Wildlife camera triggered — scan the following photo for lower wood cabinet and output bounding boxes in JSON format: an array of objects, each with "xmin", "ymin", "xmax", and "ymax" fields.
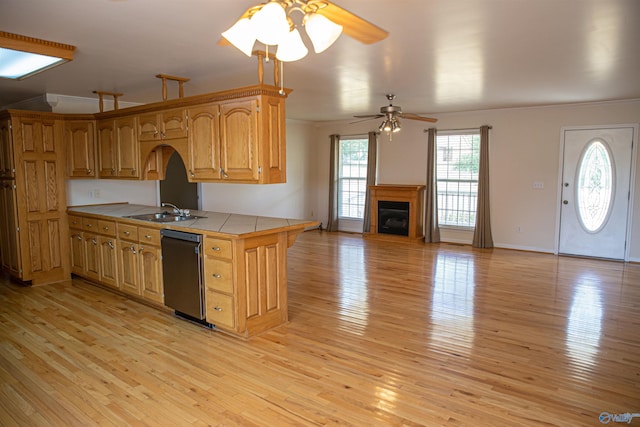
[{"xmin": 117, "ymin": 224, "xmax": 163, "ymax": 303}]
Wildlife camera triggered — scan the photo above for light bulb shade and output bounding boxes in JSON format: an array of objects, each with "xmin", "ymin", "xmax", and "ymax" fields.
[
  {"xmin": 252, "ymin": 2, "xmax": 290, "ymax": 46},
  {"xmin": 392, "ymin": 120, "xmax": 401, "ymax": 132},
  {"xmin": 304, "ymin": 13, "xmax": 343, "ymax": 53},
  {"xmin": 383, "ymin": 120, "xmax": 392, "ymax": 132},
  {"xmin": 378, "ymin": 121, "xmax": 386, "ymax": 132},
  {"xmin": 276, "ymin": 28, "xmax": 308, "ymax": 62},
  {"xmin": 221, "ymin": 17, "xmax": 256, "ymax": 56}
]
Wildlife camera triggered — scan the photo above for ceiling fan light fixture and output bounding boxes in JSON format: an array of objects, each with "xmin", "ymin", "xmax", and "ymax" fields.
[
  {"xmin": 221, "ymin": 17, "xmax": 257, "ymax": 56},
  {"xmin": 276, "ymin": 28, "xmax": 308, "ymax": 62},
  {"xmin": 392, "ymin": 119, "xmax": 401, "ymax": 133},
  {"xmin": 382, "ymin": 119, "xmax": 393, "ymax": 132},
  {"xmin": 304, "ymin": 13, "xmax": 343, "ymax": 53},
  {"xmin": 251, "ymin": 1, "xmax": 290, "ymax": 46}
]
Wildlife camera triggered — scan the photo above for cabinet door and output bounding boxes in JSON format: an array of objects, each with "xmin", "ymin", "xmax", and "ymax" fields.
[
  {"xmin": 97, "ymin": 119, "xmax": 117, "ymax": 177},
  {"xmin": 137, "ymin": 113, "xmax": 160, "ymax": 142},
  {"xmin": 0, "ymin": 119, "xmax": 15, "ymax": 178},
  {"xmin": 69, "ymin": 231, "xmax": 84, "ymax": 275},
  {"xmin": 16, "ymin": 117, "xmax": 68, "ymax": 284},
  {"xmin": 115, "ymin": 116, "xmax": 140, "ymax": 178},
  {"xmin": 161, "ymin": 108, "xmax": 188, "ymax": 140},
  {"xmin": 83, "ymin": 233, "xmax": 100, "ymax": 281},
  {"xmin": 139, "ymin": 244, "xmax": 163, "ymax": 303},
  {"xmin": 219, "ymin": 99, "xmax": 259, "ymax": 182},
  {"xmin": 0, "ymin": 181, "xmax": 21, "ymax": 277},
  {"xmin": 187, "ymin": 104, "xmax": 221, "ymax": 180},
  {"xmin": 118, "ymin": 240, "xmax": 140, "ymax": 295},
  {"xmin": 99, "ymin": 236, "xmax": 118, "ymax": 289},
  {"xmin": 260, "ymin": 95, "xmax": 287, "ymax": 183},
  {"xmin": 65, "ymin": 120, "xmax": 96, "ymax": 178}
]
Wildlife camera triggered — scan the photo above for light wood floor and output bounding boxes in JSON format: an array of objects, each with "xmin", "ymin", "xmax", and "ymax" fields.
[{"xmin": 1, "ymin": 230, "xmax": 639, "ymax": 426}]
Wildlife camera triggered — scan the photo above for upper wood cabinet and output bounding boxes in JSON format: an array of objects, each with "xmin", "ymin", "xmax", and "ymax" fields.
[
  {"xmin": 187, "ymin": 103, "xmax": 221, "ymax": 180},
  {"xmin": 97, "ymin": 116, "xmax": 140, "ymax": 179},
  {"xmin": 64, "ymin": 120, "xmax": 96, "ymax": 178},
  {"xmin": 138, "ymin": 108, "xmax": 188, "ymax": 142},
  {"xmin": 219, "ymin": 99, "xmax": 259, "ymax": 182}
]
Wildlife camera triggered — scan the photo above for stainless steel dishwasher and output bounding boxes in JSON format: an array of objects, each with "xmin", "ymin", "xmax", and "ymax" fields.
[{"xmin": 160, "ymin": 229, "xmax": 209, "ymax": 326}]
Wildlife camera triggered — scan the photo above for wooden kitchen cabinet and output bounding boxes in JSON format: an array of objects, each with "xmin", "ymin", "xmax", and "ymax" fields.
[
  {"xmin": 99, "ymin": 235, "xmax": 118, "ymax": 289},
  {"xmin": 204, "ymin": 236, "xmax": 235, "ymax": 329},
  {"xmin": 219, "ymin": 99, "xmax": 259, "ymax": 182},
  {"xmin": 97, "ymin": 115, "xmax": 140, "ymax": 178},
  {"xmin": 96, "ymin": 118, "xmax": 117, "ymax": 177},
  {"xmin": 187, "ymin": 103, "xmax": 221, "ymax": 180},
  {"xmin": 1, "ymin": 112, "xmax": 70, "ymax": 285},
  {"xmin": 138, "ymin": 226, "xmax": 163, "ymax": 303},
  {"xmin": 0, "ymin": 118, "xmax": 15, "ymax": 178},
  {"xmin": 0, "ymin": 179, "xmax": 21, "ymax": 277},
  {"xmin": 64, "ymin": 119, "xmax": 96, "ymax": 178},
  {"xmin": 138, "ymin": 108, "xmax": 188, "ymax": 142}
]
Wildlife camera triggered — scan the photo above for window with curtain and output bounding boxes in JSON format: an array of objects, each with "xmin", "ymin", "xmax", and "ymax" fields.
[
  {"xmin": 338, "ymin": 137, "xmax": 369, "ymax": 220},
  {"xmin": 436, "ymin": 130, "xmax": 480, "ymax": 228}
]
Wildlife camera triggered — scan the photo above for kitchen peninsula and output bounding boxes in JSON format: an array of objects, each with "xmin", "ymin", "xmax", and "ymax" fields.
[{"xmin": 68, "ymin": 203, "xmax": 318, "ymax": 338}]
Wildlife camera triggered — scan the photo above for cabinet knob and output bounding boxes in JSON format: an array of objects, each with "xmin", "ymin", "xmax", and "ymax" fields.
[
  {"xmin": 189, "ymin": 169, "xmax": 195, "ymax": 177},
  {"xmin": 103, "ymin": 226, "xmax": 109, "ymax": 231},
  {"xmin": 111, "ymin": 168, "xmax": 116, "ymax": 174},
  {"xmin": 213, "ymin": 306, "xmax": 223, "ymax": 312},
  {"xmin": 87, "ymin": 169, "xmax": 92, "ymax": 174},
  {"xmin": 212, "ymin": 247, "xmax": 221, "ymax": 251},
  {"xmin": 220, "ymin": 168, "xmax": 229, "ymax": 179},
  {"xmin": 144, "ymin": 235, "xmax": 152, "ymax": 239},
  {"xmin": 212, "ymin": 273, "xmax": 221, "ymax": 278},
  {"xmin": 124, "ymin": 231, "xmax": 130, "ymax": 235}
]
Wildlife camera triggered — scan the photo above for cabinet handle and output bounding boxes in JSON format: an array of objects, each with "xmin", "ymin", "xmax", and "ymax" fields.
[
  {"xmin": 189, "ymin": 169, "xmax": 195, "ymax": 178},
  {"xmin": 129, "ymin": 245, "xmax": 137, "ymax": 254},
  {"xmin": 103, "ymin": 226, "xmax": 109, "ymax": 231},
  {"xmin": 107, "ymin": 241, "xmax": 114, "ymax": 249},
  {"xmin": 139, "ymin": 247, "xmax": 144, "ymax": 253},
  {"xmin": 91, "ymin": 238, "xmax": 97, "ymax": 245},
  {"xmin": 87, "ymin": 169, "xmax": 92, "ymax": 174},
  {"xmin": 74, "ymin": 234, "xmax": 82, "ymax": 240},
  {"xmin": 144, "ymin": 235, "xmax": 152, "ymax": 239},
  {"xmin": 212, "ymin": 273, "xmax": 221, "ymax": 278},
  {"xmin": 86, "ymin": 223, "xmax": 92, "ymax": 228},
  {"xmin": 160, "ymin": 131, "xmax": 166, "ymax": 139},
  {"xmin": 211, "ymin": 247, "xmax": 221, "ymax": 251},
  {"xmin": 213, "ymin": 306, "xmax": 223, "ymax": 312},
  {"xmin": 220, "ymin": 168, "xmax": 229, "ymax": 178},
  {"xmin": 124, "ymin": 231, "xmax": 130, "ymax": 235}
]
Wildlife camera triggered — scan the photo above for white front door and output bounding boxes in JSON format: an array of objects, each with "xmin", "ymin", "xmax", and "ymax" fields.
[{"xmin": 558, "ymin": 126, "xmax": 635, "ymax": 260}]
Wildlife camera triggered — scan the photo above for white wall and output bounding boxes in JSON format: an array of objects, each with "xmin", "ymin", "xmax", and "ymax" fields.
[{"xmin": 311, "ymin": 100, "xmax": 640, "ymax": 260}]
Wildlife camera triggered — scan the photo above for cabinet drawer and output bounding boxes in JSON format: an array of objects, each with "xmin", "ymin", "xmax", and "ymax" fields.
[
  {"xmin": 204, "ymin": 258, "xmax": 233, "ymax": 294},
  {"xmin": 138, "ymin": 226, "xmax": 161, "ymax": 246},
  {"xmin": 98, "ymin": 220, "xmax": 116, "ymax": 237},
  {"xmin": 82, "ymin": 217, "xmax": 99, "ymax": 232},
  {"xmin": 204, "ymin": 237, "xmax": 232, "ymax": 259},
  {"xmin": 206, "ymin": 291, "xmax": 234, "ymax": 328},
  {"xmin": 117, "ymin": 223, "xmax": 139, "ymax": 241},
  {"xmin": 69, "ymin": 215, "xmax": 82, "ymax": 229}
]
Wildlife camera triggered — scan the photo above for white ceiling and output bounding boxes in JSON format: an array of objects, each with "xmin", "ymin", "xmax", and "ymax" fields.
[{"xmin": 1, "ymin": 0, "xmax": 639, "ymax": 122}]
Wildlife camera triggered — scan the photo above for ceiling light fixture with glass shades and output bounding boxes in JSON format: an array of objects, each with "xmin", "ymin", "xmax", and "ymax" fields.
[{"xmin": 220, "ymin": 0, "xmax": 388, "ymax": 62}]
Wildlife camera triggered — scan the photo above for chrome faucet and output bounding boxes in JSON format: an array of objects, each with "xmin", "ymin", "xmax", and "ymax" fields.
[{"xmin": 161, "ymin": 202, "xmax": 190, "ymax": 217}]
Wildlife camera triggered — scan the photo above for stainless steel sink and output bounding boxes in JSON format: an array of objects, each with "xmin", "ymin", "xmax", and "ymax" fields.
[{"xmin": 124, "ymin": 212, "xmax": 206, "ymax": 223}]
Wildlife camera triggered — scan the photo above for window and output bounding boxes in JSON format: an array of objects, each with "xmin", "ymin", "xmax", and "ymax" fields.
[
  {"xmin": 338, "ymin": 137, "xmax": 368, "ymax": 219},
  {"xmin": 436, "ymin": 131, "xmax": 480, "ymax": 227}
]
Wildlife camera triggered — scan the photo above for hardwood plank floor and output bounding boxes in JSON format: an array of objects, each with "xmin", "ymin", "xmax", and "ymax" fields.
[{"xmin": 1, "ymin": 230, "xmax": 639, "ymax": 426}]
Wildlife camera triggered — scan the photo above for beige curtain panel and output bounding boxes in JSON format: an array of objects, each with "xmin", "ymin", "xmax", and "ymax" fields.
[
  {"xmin": 362, "ymin": 131, "xmax": 378, "ymax": 233},
  {"xmin": 424, "ymin": 128, "xmax": 440, "ymax": 243},
  {"xmin": 326, "ymin": 134, "xmax": 340, "ymax": 232},
  {"xmin": 472, "ymin": 125, "xmax": 494, "ymax": 248}
]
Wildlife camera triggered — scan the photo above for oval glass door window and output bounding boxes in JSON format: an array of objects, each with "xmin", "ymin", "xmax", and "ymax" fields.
[{"xmin": 576, "ymin": 140, "xmax": 614, "ymax": 233}]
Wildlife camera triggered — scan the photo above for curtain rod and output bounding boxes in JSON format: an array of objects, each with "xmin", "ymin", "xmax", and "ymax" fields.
[
  {"xmin": 335, "ymin": 132, "xmax": 380, "ymax": 138},
  {"xmin": 423, "ymin": 126, "xmax": 492, "ymax": 133}
]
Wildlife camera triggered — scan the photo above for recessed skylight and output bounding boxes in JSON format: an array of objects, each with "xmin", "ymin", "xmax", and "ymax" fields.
[{"xmin": 0, "ymin": 31, "xmax": 75, "ymax": 80}]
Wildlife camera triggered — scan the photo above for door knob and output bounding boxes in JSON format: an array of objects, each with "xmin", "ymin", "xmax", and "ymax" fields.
[{"xmin": 563, "ymin": 200, "xmax": 568, "ymax": 205}]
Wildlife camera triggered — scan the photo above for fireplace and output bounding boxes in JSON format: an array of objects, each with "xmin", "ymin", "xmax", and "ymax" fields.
[
  {"xmin": 368, "ymin": 185, "xmax": 425, "ymax": 241},
  {"xmin": 378, "ymin": 201, "xmax": 409, "ymax": 236}
]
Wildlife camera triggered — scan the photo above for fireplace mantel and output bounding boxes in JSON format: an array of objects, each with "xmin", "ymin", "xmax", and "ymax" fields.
[{"xmin": 367, "ymin": 185, "xmax": 425, "ymax": 241}]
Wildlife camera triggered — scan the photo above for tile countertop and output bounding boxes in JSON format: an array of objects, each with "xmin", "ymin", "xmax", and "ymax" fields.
[{"xmin": 67, "ymin": 203, "xmax": 319, "ymax": 238}]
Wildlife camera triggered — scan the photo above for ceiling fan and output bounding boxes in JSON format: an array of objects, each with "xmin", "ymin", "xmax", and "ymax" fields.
[
  {"xmin": 354, "ymin": 94, "xmax": 438, "ymax": 135},
  {"xmin": 219, "ymin": 1, "xmax": 389, "ymax": 60}
]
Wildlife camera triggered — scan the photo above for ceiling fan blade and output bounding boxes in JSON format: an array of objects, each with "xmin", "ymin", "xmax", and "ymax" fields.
[
  {"xmin": 350, "ymin": 116, "xmax": 382, "ymax": 124},
  {"xmin": 353, "ymin": 114, "xmax": 383, "ymax": 119},
  {"xmin": 317, "ymin": 2, "xmax": 389, "ymax": 44},
  {"xmin": 399, "ymin": 113, "xmax": 438, "ymax": 123}
]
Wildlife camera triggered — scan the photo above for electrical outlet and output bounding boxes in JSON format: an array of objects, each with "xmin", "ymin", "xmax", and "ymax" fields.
[{"xmin": 533, "ymin": 181, "xmax": 544, "ymax": 189}]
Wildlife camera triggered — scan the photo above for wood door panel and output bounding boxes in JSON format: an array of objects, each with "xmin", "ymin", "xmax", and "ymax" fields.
[
  {"xmin": 220, "ymin": 100, "xmax": 258, "ymax": 181},
  {"xmin": 188, "ymin": 104, "xmax": 220, "ymax": 179},
  {"xmin": 44, "ymin": 160, "xmax": 60, "ymax": 212},
  {"xmin": 27, "ymin": 221, "xmax": 43, "ymax": 273},
  {"xmin": 116, "ymin": 116, "xmax": 139, "ymax": 178},
  {"xmin": 23, "ymin": 160, "xmax": 40, "ymax": 213},
  {"xmin": 244, "ymin": 247, "xmax": 260, "ymax": 319},
  {"xmin": 161, "ymin": 109, "xmax": 188, "ymax": 140},
  {"xmin": 264, "ymin": 243, "xmax": 280, "ymax": 312},
  {"xmin": 47, "ymin": 218, "xmax": 63, "ymax": 270}
]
